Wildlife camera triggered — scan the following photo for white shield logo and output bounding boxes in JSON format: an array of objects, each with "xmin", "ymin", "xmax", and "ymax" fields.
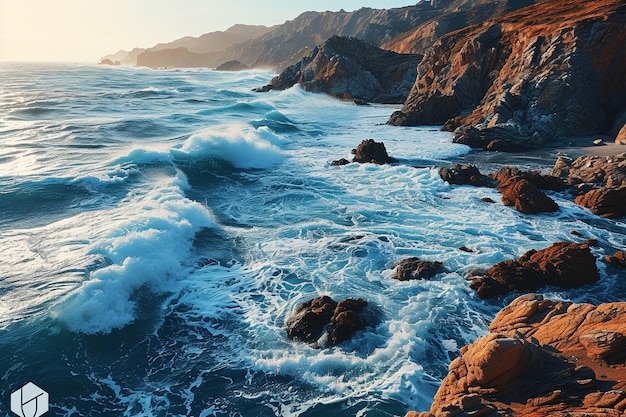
[{"xmin": 10, "ymin": 382, "xmax": 49, "ymax": 417}]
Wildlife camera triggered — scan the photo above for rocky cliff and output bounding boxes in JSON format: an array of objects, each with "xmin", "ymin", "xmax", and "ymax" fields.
[
  {"xmin": 257, "ymin": 36, "xmax": 421, "ymax": 104},
  {"xmin": 389, "ymin": 0, "xmax": 626, "ymax": 151},
  {"xmin": 409, "ymin": 294, "xmax": 626, "ymax": 417}
]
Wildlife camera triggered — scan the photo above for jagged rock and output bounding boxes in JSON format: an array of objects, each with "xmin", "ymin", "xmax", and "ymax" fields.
[
  {"xmin": 551, "ymin": 153, "xmax": 626, "ymax": 188},
  {"xmin": 256, "ymin": 36, "xmax": 422, "ymax": 104},
  {"xmin": 498, "ymin": 177, "xmax": 559, "ymax": 214},
  {"xmin": 389, "ymin": 0, "xmax": 626, "ymax": 151},
  {"xmin": 215, "ymin": 60, "xmax": 249, "ymax": 71},
  {"xmin": 327, "ymin": 298, "xmax": 369, "ymax": 346},
  {"xmin": 575, "ymin": 186, "xmax": 626, "ymax": 219},
  {"xmin": 604, "ymin": 251, "xmax": 626, "ymax": 267},
  {"xmin": 285, "ymin": 296, "xmax": 337, "ymax": 344},
  {"xmin": 439, "ymin": 164, "xmax": 497, "ymax": 187},
  {"xmin": 286, "ymin": 296, "xmax": 372, "ymax": 347},
  {"xmin": 493, "ymin": 166, "xmax": 567, "ymax": 191},
  {"xmin": 353, "ymin": 139, "xmax": 396, "ymax": 164},
  {"xmin": 470, "ymin": 242, "xmax": 599, "ymax": 298},
  {"xmin": 407, "ymin": 294, "xmax": 626, "ymax": 417},
  {"xmin": 394, "ymin": 257, "xmax": 444, "ymax": 281}
]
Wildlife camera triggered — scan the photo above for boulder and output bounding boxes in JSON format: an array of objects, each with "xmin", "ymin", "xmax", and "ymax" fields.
[
  {"xmin": 353, "ymin": 139, "xmax": 396, "ymax": 164},
  {"xmin": 470, "ymin": 242, "xmax": 599, "ymax": 298},
  {"xmin": 286, "ymin": 296, "xmax": 372, "ymax": 347},
  {"xmin": 439, "ymin": 164, "xmax": 497, "ymax": 187},
  {"xmin": 498, "ymin": 177, "xmax": 559, "ymax": 214},
  {"xmin": 327, "ymin": 298, "xmax": 369, "ymax": 346},
  {"xmin": 394, "ymin": 257, "xmax": 444, "ymax": 281},
  {"xmin": 285, "ymin": 296, "xmax": 337, "ymax": 344},
  {"xmin": 407, "ymin": 294, "xmax": 626, "ymax": 417},
  {"xmin": 574, "ymin": 186, "xmax": 626, "ymax": 219},
  {"xmin": 330, "ymin": 158, "xmax": 350, "ymax": 166}
]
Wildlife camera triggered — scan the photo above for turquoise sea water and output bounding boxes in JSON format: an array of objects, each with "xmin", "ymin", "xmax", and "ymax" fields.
[{"xmin": 1, "ymin": 63, "xmax": 625, "ymax": 417}]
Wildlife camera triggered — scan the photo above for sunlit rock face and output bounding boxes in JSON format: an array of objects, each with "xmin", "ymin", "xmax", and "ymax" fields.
[{"xmin": 389, "ymin": 0, "xmax": 626, "ymax": 151}]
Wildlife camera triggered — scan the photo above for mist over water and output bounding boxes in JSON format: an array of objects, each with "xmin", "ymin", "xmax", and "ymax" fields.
[{"xmin": 1, "ymin": 63, "xmax": 624, "ymax": 417}]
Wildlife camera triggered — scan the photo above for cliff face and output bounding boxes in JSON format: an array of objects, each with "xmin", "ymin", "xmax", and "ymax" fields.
[
  {"xmin": 389, "ymin": 0, "xmax": 626, "ymax": 151},
  {"xmin": 410, "ymin": 294, "xmax": 626, "ymax": 417},
  {"xmin": 382, "ymin": 0, "xmax": 537, "ymax": 55},
  {"xmin": 259, "ymin": 36, "xmax": 421, "ymax": 104}
]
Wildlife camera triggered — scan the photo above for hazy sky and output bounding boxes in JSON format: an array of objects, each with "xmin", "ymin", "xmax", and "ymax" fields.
[{"xmin": 0, "ymin": 0, "xmax": 417, "ymax": 62}]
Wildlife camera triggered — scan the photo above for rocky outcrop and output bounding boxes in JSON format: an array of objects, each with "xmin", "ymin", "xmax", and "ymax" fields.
[
  {"xmin": 575, "ymin": 186, "xmax": 626, "ymax": 218},
  {"xmin": 389, "ymin": 0, "xmax": 626, "ymax": 151},
  {"xmin": 550, "ymin": 153, "xmax": 626, "ymax": 218},
  {"xmin": 409, "ymin": 294, "xmax": 626, "ymax": 417},
  {"xmin": 394, "ymin": 257, "xmax": 444, "ymax": 281},
  {"xmin": 551, "ymin": 153, "xmax": 626, "ymax": 188},
  {"xmin": 285, "ymin": 296, "xmax": 372, "ymax": 347},
  {"xmin": 439, "ymin": 164, "xmax": 497, "ymax": 187},
  {"xmin": 353, "ymin": 139, "xmax": 396, "ymax": 164},
  {"xmin": 256, "ymin": 36, "xmax": 421, "ymax": 103},
  {"xmin": 498, "ymin": 177, "xmax": 559, "ymax": 214},
  {"xmin": 493, "ymin": 166, "xmax": 567, "ymax": 191},
  {"xmin": 214, "ymin": 60, "xmax": 249, "ymax": 71},
  {"xmin": 469, "ymin": 242, "xmax": 599, "ymax": 298}
]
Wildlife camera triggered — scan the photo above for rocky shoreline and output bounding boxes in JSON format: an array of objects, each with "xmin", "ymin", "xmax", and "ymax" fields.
[{"xmin": 287, "ymin": 140, "xmax": 626, "ymax": 416}]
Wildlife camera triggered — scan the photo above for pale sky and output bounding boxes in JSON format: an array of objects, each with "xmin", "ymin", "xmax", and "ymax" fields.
[{"xmin": 0, "ymin": 1, "xmax": 417, "ymax": 62}]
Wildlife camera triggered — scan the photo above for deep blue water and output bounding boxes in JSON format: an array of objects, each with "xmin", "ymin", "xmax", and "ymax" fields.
[{"xmin": 1, "ymin": 63, "xmax": 625, "ymax": 417}]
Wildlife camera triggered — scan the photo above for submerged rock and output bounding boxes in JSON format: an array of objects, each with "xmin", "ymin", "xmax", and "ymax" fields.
[
  {"xmin": 604, "ymin": 251, "xmax": 626, "ymax": 267},
  {"xmin": 470, "ymin": 241, "xmax": 599, "ymax": 298},
  {"xmin": 394, "ymin": 257, "xmax": 444, "ymax": 281}
]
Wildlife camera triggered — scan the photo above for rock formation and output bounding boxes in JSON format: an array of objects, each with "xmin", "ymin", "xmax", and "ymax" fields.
[
  {"xmin": 469, "ymin": 241, "xmax": 599, "ymax": 298},
  {"xmin": 550, "ymin": 153, "xmax": 626, "ymax": 218},
  {"xmin": 408, "ymin": 294, "xmax": 626, "ymax": 417},
  {"xmin": 256, "ymin": 36, "xmax": 421, "ymax": 104},
  {"xmin": 285, "ymin": 296, "xmax": 372, "ymax": 347},
  {"xmin": 497, "ymin": 177, "xmax": 559, "ymax": 214},
  {"xmin": 439, "ymin": 164, "xmax": 497, "ymax": 187},
  {"xmin": 394, "ymin": 257, "xmax": 444, "ymax": 281},
  {"xmin": 353, "ymin": 139, "xmax": 396, "ymax": 164},
  {"xmin": 389, "ymin": 0, "xmax": 626, "ymax": 151}
]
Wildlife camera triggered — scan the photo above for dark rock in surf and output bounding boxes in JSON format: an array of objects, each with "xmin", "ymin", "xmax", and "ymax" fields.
[
  {"xmin": 285, "ymin": 296, "xmax": 337, "ymax": 344},
  {"xmin": 286, "ymin": 296, "xmax": 372, "ymax": 347},
  {"xmin": 394, "ymin": 257, "xmax": 444, "ymax": 281},
  {"xmin": 327, "ymin": 298, "xmax": 369, "ymax": 346},
  {"xmin": 353, "ymin": 139, "xmax": 396, "ymax": 164},
  {"xmin": 439, "ymin": 164, "xmax": 496, "ymax": 187}
]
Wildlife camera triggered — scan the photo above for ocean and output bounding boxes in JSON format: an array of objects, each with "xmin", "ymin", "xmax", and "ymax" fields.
[{"xmin": 1, "ymin": 63, "xmax": 625, "ymax": 417}]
